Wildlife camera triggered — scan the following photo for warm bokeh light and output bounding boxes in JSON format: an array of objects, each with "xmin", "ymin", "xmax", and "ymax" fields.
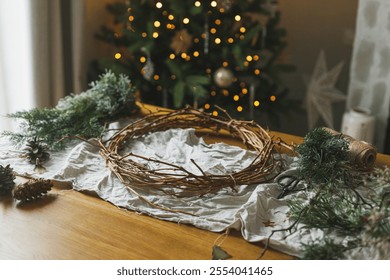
[{"xmin": 154, "ymin": 21, "xmax": 161, "ymax": 27}]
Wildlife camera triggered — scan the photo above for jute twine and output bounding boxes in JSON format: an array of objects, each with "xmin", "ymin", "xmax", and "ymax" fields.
[{"xmin": 323, "ymin": 127, "xmax": 377, "ymax": 170}]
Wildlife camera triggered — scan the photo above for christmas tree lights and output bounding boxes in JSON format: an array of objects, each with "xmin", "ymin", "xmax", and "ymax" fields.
[{"xmin": 92, "ymin": 0, "xmax": 295, "ymax": 123}]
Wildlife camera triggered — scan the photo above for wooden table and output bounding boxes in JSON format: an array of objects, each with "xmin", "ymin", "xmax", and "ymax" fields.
[{"xmin": 1, "ymin": 104, "xmax": 389, "ymax": 260}]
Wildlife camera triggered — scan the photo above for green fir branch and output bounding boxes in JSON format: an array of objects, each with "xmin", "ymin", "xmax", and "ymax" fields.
[
  {"xmin": 295, "ymin": 127, "xmax": 351, "ymax": 186},
  {"xmin": 301, "ymin": 238, "xmax": 352, "ymax": 260},
  {"xmin": 274, "ymin": 128, "xmax": 390, "ymax": 259},
  {"xmin": 3, "ymin": 70, "xmax": 138, "ymax": 150}
]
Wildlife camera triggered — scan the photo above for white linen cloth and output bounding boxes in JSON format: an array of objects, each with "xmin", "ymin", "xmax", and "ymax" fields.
[{"xmin": 0, "ymin": 126, "xmax": 325, "ymax": 258}]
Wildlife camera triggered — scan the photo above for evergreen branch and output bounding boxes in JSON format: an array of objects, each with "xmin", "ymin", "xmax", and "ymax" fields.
[
  {"xmin": 270, "ymin": 128, "xmax": 390, "ymax": 259},
  {"xmin": 301, "ymin": 238, "xmax": 355, "ymax": 260},
  {"xmin": 3, "ymin": 70, "xmax": 138, "ymax": 150}
]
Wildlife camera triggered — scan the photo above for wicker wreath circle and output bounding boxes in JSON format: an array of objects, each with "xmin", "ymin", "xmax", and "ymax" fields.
[{"xmin": 99, "ymin": 107, "xmax": 290, "ymax": 198}]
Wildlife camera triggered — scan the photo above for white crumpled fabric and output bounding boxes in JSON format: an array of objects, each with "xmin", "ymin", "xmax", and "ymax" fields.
[{"xmin": 0, "ymin": 126, "xmax": 325, "ymax": 257}]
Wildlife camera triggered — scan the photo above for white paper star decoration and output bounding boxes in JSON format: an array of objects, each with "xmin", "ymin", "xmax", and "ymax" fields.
[{"xmin": 305, "ymin": 50, "xmax": 346, "ymax": 129}]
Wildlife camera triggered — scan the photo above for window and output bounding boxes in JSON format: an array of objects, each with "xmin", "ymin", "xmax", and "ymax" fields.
[{"xmin": 0, "ymin": 0, "xmax": 34, "ymax": 131}]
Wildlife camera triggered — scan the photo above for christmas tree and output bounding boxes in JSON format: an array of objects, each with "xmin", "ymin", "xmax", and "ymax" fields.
[{"xmin": 92, "ymin": 0, "xmax": 295, "ymax": 124}]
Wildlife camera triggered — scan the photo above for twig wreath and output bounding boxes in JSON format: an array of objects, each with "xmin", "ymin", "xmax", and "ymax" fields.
[{"xmin": 99, "ymin": 106, "xmax": 293, "ymax": 205}]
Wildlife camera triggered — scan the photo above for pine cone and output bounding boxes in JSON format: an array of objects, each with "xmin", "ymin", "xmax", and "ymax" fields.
[
  {"xmin": 0, "ymin": 164, "xmax": 16, "ymax": 195},
  {"xmin": 23, "ymin": 138, "xmax": 50, "ymax": 164},
  {"xmin": 12, "ymin": 178, "xmax": 53, "ymax": 201}
]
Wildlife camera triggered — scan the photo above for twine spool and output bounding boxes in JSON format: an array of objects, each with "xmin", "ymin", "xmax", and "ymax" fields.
[
  {"xmin": 323, "ymin": 127, "xmax": 377, "ymax": 171},
  {"xmin": 341, "ymin": 108, "xmax": 375, "ymax": 144}
]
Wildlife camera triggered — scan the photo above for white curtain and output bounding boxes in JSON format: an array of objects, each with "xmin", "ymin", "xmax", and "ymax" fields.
[
  {"xmin": 0, "ymin": 0, "xmax": 86, "ymax": 131},
  {"xmin": 0, "ymin": 0, "xmax": 34, "ymax": 131},
  {"xmin": 347, "ymin": 0, "xmax": 390, "ymax": 152}
]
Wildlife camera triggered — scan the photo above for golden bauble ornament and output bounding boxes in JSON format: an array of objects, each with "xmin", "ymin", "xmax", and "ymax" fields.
[{"xmin": 213, "ymin": 67, "xmax": 234, "ymax": 88}]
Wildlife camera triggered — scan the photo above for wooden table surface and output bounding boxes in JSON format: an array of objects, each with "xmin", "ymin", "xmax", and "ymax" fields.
[{"xmin": 1, "ymin": 104, "xmax": 389, "ymax": 260}]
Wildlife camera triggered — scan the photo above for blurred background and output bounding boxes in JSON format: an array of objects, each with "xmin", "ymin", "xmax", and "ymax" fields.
[{"xmin": 3, "ymin": 0, "xmax": 388, "ymax": 152}]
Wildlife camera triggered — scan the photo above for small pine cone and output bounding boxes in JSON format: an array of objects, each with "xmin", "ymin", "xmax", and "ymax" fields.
[
  {"xmin": 23, "ymin": 139, "xmax": 50, "ymax": 164},
  {"xmin": 0, "ymin": 164, "xmax": 16, "ymax": 195},
  {"xmin": 13, "ymin": 178, "xmax": 53, "ymax": 202}
]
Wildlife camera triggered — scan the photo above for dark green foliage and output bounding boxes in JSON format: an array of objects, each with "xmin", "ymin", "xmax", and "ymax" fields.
[
  {"xmin": 295, "ymin": 127, "xmax": 350, "ymax": 186},
  {"xmin": 91, "ymin": 0, "xmax": 296, "ymax": 125},
  {"xmin": 0, "ymin": 164, "xmax": 15, "ymax": 195},
  {"xmin": 364, "ymin": 167, "xmax": 390, "ymax": 209},
  {"xmin": 3, "ymin": 70, "xmax": 138, "ymax": 150},
  {"xmin": 364, "ymin": 210, "xmax": 390, "ymax": 239},
  {"xmin": 301, "ymin": 238, "xmax": 348, "ymax": 260},
  {"xmin": 280, "ymin": 128, "xmax": 390, "ymax": 259},
  {"xmin": 289, "ymin": 189, "xmax": 366, "ymax": 234}
]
